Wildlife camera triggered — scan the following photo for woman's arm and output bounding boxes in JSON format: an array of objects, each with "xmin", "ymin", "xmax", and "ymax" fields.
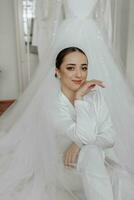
[
  {"xmin": 58, "ymin": 99, "xmax": 97, "ymax": 147},
  {"xmin": 57, "ymin": 81, "xmax": 105, "ymax": 147}
]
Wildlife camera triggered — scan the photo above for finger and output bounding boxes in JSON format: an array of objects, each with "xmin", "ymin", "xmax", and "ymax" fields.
[
  {"xmin": 64, "ymin": 144, "xmax": 80, "ymax": 166},
  {"xmin": 70, "ymin": 150, "xmax": 80, "ymax": 165},
  {"xmin": 65, "ymin": 150, "xmax": 72, "ymax": 166},
  {"xmin": 90, "ymin": 79, "xmax": 103, "ymax": 83},
  {"xmin": 87, "ymin": 80, "xmax": 103, "ymax": 84},
  {"xmin": 71, "ymin": 151, "xmax": 79, "ymax": 164},
  {"xmin": 88, "ymin": 84, "xmax": 96, "ymax": 89},
  {"xmin": 64, "ymin": 146, "xmax": 73, "ymax": 166},
  {"xmin": 96, "ymin": 82, "xmax": 105, "ymax": 88},
  {"xmin": 98, "ymin": 83, "xmax": 105, "ymax": 88},
  {"xmin": 68, "ymin": 152, "xmax": 73, "ymax": 166},
  {"xmin": 88, "ymin": 84, "xmax": 105, "ymax": 90},
  {"xmin": 66, "ymin": 150, "xmax": 75, "ymax": 166},
  {"xmin": 68, "ymin": 163, "xmax": 76, "ymax": 168},
  {"xmin": 71, "ymin": 146, "xmax": 80, "ymax": 163},
  {"xmin": 87, "ymin": 81, "xmax": 105, "ymax": 88}
]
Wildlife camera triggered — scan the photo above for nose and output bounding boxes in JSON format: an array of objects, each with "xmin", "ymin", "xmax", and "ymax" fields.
[{"xmin": 75, "ymin": 68, "xmax": 82, "ymax": 78}]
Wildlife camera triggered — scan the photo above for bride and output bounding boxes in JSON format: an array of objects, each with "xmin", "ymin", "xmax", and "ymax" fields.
[
  {"xmin": 54, "ymin": 46, "xmax": 134, "ymax": 200},
  {"xmin": 0, "ymin": 0, "xmax": 134, "ymax": 199}
]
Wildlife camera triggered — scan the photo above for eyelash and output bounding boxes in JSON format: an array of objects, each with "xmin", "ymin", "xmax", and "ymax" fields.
[
  {"xmin": 82, "ymin": 67, "xmax": 88, "ymax": 71},
  {"xmin": 66, "ymin": 66, "xmax": 88, "ymax": 71},
  {"xmin": 66, "ymin": 67, "xmax": 75, "ymax": 71}
]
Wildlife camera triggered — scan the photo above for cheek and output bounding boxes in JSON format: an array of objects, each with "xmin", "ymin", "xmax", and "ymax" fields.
[
  {"xmin": 62, "ymin": 71, "xmax": 73, "ymax": 80},
  {"xmin": 60, "ymin": 72, "xmax": 71, "ymax": 83},
  {"xmin": 83, "ymin": 71, "xmax": 88, "ymax": 79}
]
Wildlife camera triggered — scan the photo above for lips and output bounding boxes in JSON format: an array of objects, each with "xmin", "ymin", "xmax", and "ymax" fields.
[{"xmin": 72, "ymin": 80, "xmax": 82, "ymax": 85}]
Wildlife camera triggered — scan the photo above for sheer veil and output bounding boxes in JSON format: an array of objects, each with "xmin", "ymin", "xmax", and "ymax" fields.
[
  {"xmin": 0, "ymin": 0, "xmax": 134, "ymax": 199},
  {"xmin": 0, "ymin": 0, "xmax": 62, "ymax": 131},
  {"xmin": 0, "ymin": 1, "xmax": 62, "ymax": 198}
]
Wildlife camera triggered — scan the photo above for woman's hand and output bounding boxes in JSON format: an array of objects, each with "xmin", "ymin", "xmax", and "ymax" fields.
[
  {"xmin": 75, "ymin": 79, "xmax": 105, "ymax": 100},
  {"xmin": 64, "ymin": 143, "xmax": 81, "ymax": 168}
]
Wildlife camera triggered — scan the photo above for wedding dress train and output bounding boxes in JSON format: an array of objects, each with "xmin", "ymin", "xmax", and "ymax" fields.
[{"xmin": 0, "ymin": 0, "xmax": 134, "ymax": 199}]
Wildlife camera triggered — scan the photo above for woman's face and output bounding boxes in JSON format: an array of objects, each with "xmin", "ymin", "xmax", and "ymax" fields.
[{"xmin": 56, "ymin": 51, "xmax": 88, "ymax": 94}]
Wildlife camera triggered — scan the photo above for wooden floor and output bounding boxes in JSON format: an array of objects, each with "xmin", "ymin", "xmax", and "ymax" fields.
[{"xmin": 0, "ymin": 100, "xmax": 16, "ymax": 116}]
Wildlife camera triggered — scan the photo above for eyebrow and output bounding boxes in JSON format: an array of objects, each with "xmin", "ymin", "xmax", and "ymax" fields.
[{"xmin": 66, "ymin": 63, "xmax": 88, "ymax": 66}]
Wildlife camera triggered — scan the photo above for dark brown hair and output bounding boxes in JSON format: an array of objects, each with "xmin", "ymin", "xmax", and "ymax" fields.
[{"xmin": 55, "ymin": 47, "xmax": 88, "ymax": 77}]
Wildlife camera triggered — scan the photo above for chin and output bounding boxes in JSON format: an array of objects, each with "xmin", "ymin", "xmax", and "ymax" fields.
[{"xmin": 71, "ymin": 85, "xmax": 81, "ymax": 92}]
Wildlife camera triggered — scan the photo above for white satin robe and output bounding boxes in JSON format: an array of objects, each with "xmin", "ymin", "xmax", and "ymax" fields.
[
  {"xmin": 54, "ymin": 90, "xmax": 115, "ymax": 200},
  {"xmin": 55, "ymin": 88, "xmax": 119, "ymax": 200}
]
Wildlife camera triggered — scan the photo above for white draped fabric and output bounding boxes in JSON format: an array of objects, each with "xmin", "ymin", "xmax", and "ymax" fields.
[
  {"xmin": 32, "ymin": 0, "xmax": 114, "ymax": 65},
  {"xmin": 0, "ymin": 0, "xmax": 134, "ymax": 199}
]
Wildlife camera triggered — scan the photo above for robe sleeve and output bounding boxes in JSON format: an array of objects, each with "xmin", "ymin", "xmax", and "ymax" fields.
[
  {"xmin": 57, "ymin": 90, "xmax": 115, "ymax": 149},
  {"xmin": 94, "ymin": 91, "xmax": 116, "ymax": 149},
  {"xmin": 57, "ymin": 100, "xmax": 97, "ymax": 147}
]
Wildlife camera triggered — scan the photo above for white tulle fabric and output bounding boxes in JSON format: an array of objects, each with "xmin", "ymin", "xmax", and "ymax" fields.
[{"xmin": 0, "ymin": 0, "xmax": 134, "ymax": 199}]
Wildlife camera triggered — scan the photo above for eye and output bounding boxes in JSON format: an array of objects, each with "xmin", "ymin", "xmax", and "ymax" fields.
[
  {"xmin": 66, "ymin": 67, "xmax": 75, "ymax": 71},
  {"xmin": 82, "ymin": 66, "xmax": 88, "ymax": 71}
]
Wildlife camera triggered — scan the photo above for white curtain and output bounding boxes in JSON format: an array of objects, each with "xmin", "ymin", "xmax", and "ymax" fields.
[
  {"xmin": 126, "ymin": 0, "xmax": 134, "ymax": 90},
  {"xmin": 111, "ymin": 0, "xmax": 130, "ymax": 70}
]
